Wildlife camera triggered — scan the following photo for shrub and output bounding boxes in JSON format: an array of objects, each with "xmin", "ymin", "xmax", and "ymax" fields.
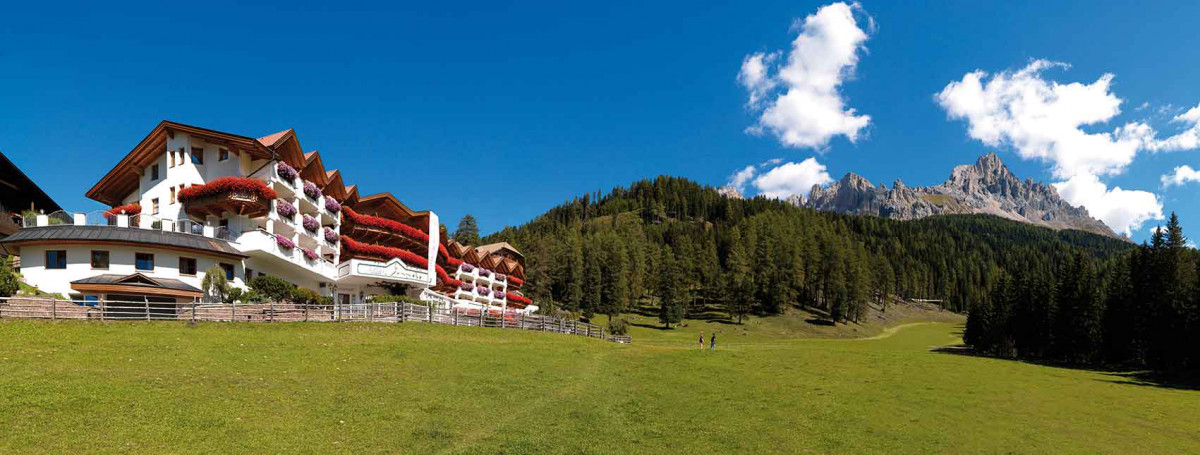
[
  {"xmin": 249, "ymin": 275, "xmax": 294, "ymax": 302},
  {"xmin": 288, "ymin": 287, "xmax": 324, "ymax": 306},
  {"xmin": 201, "ymin": 266, "xmax": 231, "ymax": 302},
  {"xmin": 0, "ymin": 256, "xmax": 20, "ymax": 297},
  {"xmin": 607, "ymin": 318, "xmax": 630, "ymax": 336}
]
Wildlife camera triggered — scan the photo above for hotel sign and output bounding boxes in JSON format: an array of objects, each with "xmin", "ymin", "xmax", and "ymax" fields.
[{"xmin": 354, "ymin": 258, "xmax": 432, "ymax": 285}]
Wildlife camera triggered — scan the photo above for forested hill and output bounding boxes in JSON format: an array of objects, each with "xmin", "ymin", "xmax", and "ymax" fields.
[{"xmin": 483, "ymin": 176, "xmax": 1133, "ymax": 322}]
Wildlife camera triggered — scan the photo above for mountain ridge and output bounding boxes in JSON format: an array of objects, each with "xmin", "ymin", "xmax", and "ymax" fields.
[{"xmin": 801, "ymin": 153, "xmax": 1120, "ymax": 238}]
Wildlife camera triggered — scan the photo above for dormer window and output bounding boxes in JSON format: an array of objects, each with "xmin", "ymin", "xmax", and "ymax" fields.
[{"xmin": 191, "ymin": 147, "xmax": 204, "ymax": 165}]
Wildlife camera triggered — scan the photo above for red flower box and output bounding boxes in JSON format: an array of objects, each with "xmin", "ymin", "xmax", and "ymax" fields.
[
  {"xmin": 506, "ymin": 293, "xmax": 531, "ymax": 305},
  {"xmin": 178, "ymin": 177, "xmax": 277, "ymax": 203},
  {"xmin": 343, "ymin": 207, "xmax": 430, "ymax": 243},
  {"xmin": 103, "ymin": 202, "xmax": 142, "ymax": 220}
]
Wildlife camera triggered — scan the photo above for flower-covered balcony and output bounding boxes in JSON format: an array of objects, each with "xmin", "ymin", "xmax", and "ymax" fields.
[
  {"xmin": 179, "ymin": 177, "xmax": 277, "ymax": 219},
  {"xmin": 340, "ymin": 207, "xmax": 429, "ymax": 254}
]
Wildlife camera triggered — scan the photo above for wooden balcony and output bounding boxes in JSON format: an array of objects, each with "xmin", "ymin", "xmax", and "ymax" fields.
[{"xmin": 182, "ymin": 191, "xmax": 271, "ymax": 219}]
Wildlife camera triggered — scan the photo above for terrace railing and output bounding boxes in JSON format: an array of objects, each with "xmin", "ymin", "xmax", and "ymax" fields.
[{"xmin": 0, "ymin": 297, "xmax": 631, "ymax": 344}]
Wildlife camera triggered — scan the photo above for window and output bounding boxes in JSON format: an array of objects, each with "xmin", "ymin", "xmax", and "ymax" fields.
[
  {"xmin": 219, "ymin": 218, "xmax": 228, "ymax": 228},
  {"xmin": 90, "ymin": 250, "xmax": 109, "ymax": 269},
  {"xmin": 151, "ymin": 164, "xmax": 160, "ymax": 180},
  {"xmin": 191, "ymin": 147, "xmax": 204, "ymax": 165},
  {"xmin": 220, "ymin": 263, "xmax": 234, "ymax": 280},
  {"xmin": 170, "ymin": 187, "xmax": 176, "ymax": 204},
  {"xmin": 179, "ymin": 257, "xmax": 197, "ymax": 276},
  {"xmin": 45, "ymin": 250, "xmax": 67, "ymax": 269},
  {"xmin": 218, "ymin": 148, "xmax": 229, "ymax": 161},
  {"xmin": 135, "ymin": 253, "xmax": 155, "ymax": 271},
  {"xmin": 245, "ymin": 268, "xmax": 254, "ymax": 280},
  {"xmin": 84, "ymin": 295, "xmax": 99, "ymax": 307},
  {"xmin": 169, "ymin": 150, "xmax": 175, "ymax": 168},
  {"xmin": 151, "ymin": 198, "xmax": 160, "ymax": 215}
]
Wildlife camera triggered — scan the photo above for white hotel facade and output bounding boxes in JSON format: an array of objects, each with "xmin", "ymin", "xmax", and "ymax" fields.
[{"xmin": 2, "ymin": 121, "xmax": 533, "ymax": 312}]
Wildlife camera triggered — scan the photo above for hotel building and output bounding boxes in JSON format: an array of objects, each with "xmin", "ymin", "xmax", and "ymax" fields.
[{"xmin": 1, "ymin": 121, "xmax": 533, "ymax": 312}]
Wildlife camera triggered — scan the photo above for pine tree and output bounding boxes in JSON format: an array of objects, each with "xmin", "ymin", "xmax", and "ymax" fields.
[
  {"xmin": 453, "ymin": 215, "xmax": 481, "ymax": 245},
  {"xmin": 658, "ymin": 248, "xmax": 684, "ymax": 328},
  {"xmin": 581, "ymin": 239, "xmax": 602, "ymax": 319}
]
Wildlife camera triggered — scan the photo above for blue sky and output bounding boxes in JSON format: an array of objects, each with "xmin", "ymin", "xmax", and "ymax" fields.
[{"xmin": 1, "ymin": 1, "xmax": 1197, "ymax": 241}]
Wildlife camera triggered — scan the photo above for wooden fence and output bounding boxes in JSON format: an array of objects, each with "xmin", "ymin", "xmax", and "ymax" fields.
[{"xmin": 0, "ymin": 297, "xmax": 632, "ymax": 344}]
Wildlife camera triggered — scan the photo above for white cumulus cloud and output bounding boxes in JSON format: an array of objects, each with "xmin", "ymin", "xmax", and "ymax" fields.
[
  {"xmin": 752, "ymin": 158, "xmax": 834, "ymax": 199},
  {"xmin": 935, "ymin": 59, "xmax": 1187, "ymax": 235},
  {"xmin": 1148, "ymin": 103, "xmax": 1200, "ymax": 152},
  {"xmin": 1161, "ymin": 165, "xmax": 1200, "ymax": 187},
  {"xmin": 935, "ymin": 60, "xmax": 1150, "ymax": 179},
  {"xmin": 1053, "ymin": 174, "xmax": 1163, "ymax": 236},
  {"xmin": 739, "ymin": 2, "xmax": 872, "ymax": 149}
]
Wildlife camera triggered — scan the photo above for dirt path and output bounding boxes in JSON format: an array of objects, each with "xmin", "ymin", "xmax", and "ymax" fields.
[{"xmin": 858, "ymin": 322, "xmax": 939, "ymax": 340}]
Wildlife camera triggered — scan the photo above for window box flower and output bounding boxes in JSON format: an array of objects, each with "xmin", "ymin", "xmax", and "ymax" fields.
[
  {"xmin": 460, "ymin": 283, "xmax": 475, "ymax": 292},
  {"xmin": 274, "ymin": 234, "xmax": 295, "ymax": 250},
  {"xmin": 492, "ymin": 289, "xmax": 504, "ymax": 299},
  {"xmin": 276, "ymin": 200, "xmax": 297, "ymax": 218},
  {"xmin": 324, "ymin": 227, "xmax": 338, "ymax": 243},
  {"xmin": 302, "ymin": 215, "xmax": 319, "ymax": 232},
  {"xmin": 324, "ymin": 197, "xmax": 342, "ymax": 214},
  {"xmin": 276, "ymin": 162, "xmax": 298, "ymax": 183},
  {"xmin": 301, "ymin": 248, "xmax": 318, "ymax": 261},
  {"xmin": 461, "ymin": 263, "xmax": 475, "ymax": 273},
  {"xmin": 303, "ymin": 181, "xmax": 322, "ymax": 200}
]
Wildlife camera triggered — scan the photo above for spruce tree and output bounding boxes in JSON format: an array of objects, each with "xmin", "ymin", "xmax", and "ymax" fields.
[{"xmin": 453, "ymin": 215, "xmax": 481, "ymax": 245}]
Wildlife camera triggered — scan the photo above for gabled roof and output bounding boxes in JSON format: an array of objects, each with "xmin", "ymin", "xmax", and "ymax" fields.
[
  {"xmin": 87, "ymin": 121, "xmax": 276, "ymax": 206},
  {"xmin": 323, "ymin": 170, "xmax": 347, "ymax": 201},
  {"xmin": 476, "ymin": 241, "xmax": 523, "ymax": 259},
  {"xmin": 256, "ymin": 129, "xmax": 293, "ymax": 148},
  {"xmin": 354, "ymin": 192, "xmax": 417, "ymax": 220},
  {"xmin": 72, "ymin": 273, "xmax": 202, "ymax": 298},
  {"xmin": 0, "ymin": 150, "xmax": 60, "ymax": 214},
  {"xmin": 300, "ymin": 151, "xmax": 329, "ymax": 186}
]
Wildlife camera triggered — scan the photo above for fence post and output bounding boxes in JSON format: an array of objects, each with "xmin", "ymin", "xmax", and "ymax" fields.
[
  {"xmin": 479, "ymin": 307, "xmax": 485, "ymax": 326},
  {"xmin": 394, "ymin": 302, "xmax": 399, "ymax": 322},
  {"xmin": 429, "ymin": 305, "xmax": 434, "ymax": 324},
  {"xmin": 231, "ymin": 302, "xmax": 236, "ymax": 322},
  {"xmin": 100, "ymin": 299, "xmax": 106, "ymax": 321},
  {"xmin": 270, "ymin": 300, "xmax": 275, "ymax": 322},
  {"xmin": 192, "ymin": 301, "xmax": 197, "ymax": 322},
  {"xmin": 303, "ymin": 303, "xmax": 309, "ymax": 322},
  {"xmin": 51, "ymin": 298, "xmax": 57, "ymax": 320},
  {"xmin": 453, "ymin": 308, "xmax": 458, "ymax": 326},
  {"xmin": 144, "ymin": 297, "xmax": 151, "ymax": 321}
]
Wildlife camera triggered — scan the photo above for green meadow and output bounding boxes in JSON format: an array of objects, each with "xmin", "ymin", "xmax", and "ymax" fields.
[{"xmin": 0, "ymin": 315, "xmax": 1197, "ymax": 453}]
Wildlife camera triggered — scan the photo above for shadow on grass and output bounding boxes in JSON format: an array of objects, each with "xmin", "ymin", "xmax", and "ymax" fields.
[
  {"xmin": 804, "ymin": 318, "xmax": 836, "ymax": 327},
  {"xmin": 630, "ymin": 322, "xmax": 673, "ymax": 331},
  {"xmin": 931, "ymin": 345, "xmax": 1200, "ymax": 391}
]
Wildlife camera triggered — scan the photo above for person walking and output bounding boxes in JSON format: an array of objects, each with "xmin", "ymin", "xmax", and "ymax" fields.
[
  {"xmin": 710, "ymin": 332, "xmax": 716, "ymax": 350},
  {"xmin": 699, "ymin": 332, "xmax": 704, "ymax": 349}
]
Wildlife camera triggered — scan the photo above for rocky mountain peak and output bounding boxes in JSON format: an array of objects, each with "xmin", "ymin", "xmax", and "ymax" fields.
[{"xmin": 803, "ymin": 153, "xmax": 1120, "ymax": 239}]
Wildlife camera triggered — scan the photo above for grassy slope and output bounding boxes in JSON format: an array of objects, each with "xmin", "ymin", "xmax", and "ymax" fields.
[{"xmin": 0, "ymin": 318, "xmax": 1197, "ymax": 454}]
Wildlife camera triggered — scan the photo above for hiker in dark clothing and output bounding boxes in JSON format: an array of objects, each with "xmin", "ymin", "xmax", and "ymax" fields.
[
  {"xmin": 710, "ymin": 333, "xmax": 716, "ymax": 350},
  {"xmin": 699, "ymin": 332, "xmax": 704, "ymax": 349}
]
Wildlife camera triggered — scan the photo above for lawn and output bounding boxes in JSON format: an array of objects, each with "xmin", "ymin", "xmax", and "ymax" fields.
[{"xmin": 0, "ymin": 317, "xmax": 1197, "ymax": 453}]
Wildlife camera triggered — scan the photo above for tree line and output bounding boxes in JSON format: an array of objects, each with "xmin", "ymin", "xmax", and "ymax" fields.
[
  {"xmin": 482, "ymin": 176, "xmax": 1132, "ymax": 330},
  {"xmin": 967, "ymin": 213, "xmax": 1199, "ymax": 370}
]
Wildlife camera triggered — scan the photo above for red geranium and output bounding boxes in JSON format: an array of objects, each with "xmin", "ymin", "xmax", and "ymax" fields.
[
  {"xmin": 103, "ymin": 202, "xmax": 142, "ymax": 220},
  {"xmin": 506, "ymin": 293, "xmax": 531, "ymax": 305},
  {"xmin": 343, "ymin": 207, "xmax": 430, "ymax": 243},
  {"xmin": 178, "ymin": 177, "xmax": 277, "ymax": 203},
  {"xmin": 508, "ymin": 275, "xmax": 524, "ymax": 287}
]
